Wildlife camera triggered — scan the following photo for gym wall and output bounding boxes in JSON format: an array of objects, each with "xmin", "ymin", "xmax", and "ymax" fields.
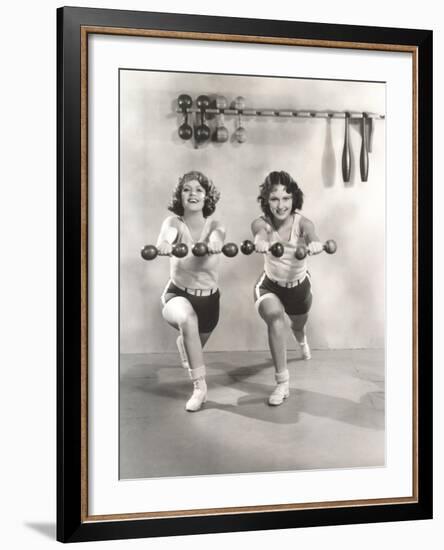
[{"xmin": 120, "ymin": 69, "xmax": 385, "ymax": 353}]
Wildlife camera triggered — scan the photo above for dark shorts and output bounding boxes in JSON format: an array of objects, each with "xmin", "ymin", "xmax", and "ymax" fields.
[
  {"xmin": 254, "ymin": 273, "xmax": 312, "ymax": 316},
  {"xmin": 161, "ymin": 281, "xmax": 220, "ymax": 334}
]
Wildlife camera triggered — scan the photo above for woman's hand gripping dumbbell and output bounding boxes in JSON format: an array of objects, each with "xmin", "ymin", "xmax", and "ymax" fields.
[
  {"xmin": 140, "ymin": 243, "xmax": 189, "ymax": 261},
  {"xmin": 193, "ymin": 241, "xmax": 288, "ymax": 258},
  {"xmin": 191, "ymin": 242, "xmax": 239, "ymax": 257},
  {"xmin": 294, "ymin": 239, "xmax": 337, "ymax": 260},
  {"xmin": 240, "ymin": 239, "xmax": 285, "ymax": 258},
  {"xmin": 141, "ymin": 241, "xmax": 240, "ymax": 260}
]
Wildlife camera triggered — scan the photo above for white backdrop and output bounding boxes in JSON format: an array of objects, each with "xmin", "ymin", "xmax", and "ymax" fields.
[
  {"xmin": 0, "ymin": 0, "xmax": 441, "ymax": 549},
  {"xmin": 119, "ymin": 69, "xmax": 386, "ymax": 353}
]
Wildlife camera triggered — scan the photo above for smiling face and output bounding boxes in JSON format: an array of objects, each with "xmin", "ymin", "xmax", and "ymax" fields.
[
  {"xmin": 181, "ymin": 179, "xmax": 206, "ymax": 213},
  {"xmin": 267, "ymin": 184, "xmax": 293, "ymax": 222}
]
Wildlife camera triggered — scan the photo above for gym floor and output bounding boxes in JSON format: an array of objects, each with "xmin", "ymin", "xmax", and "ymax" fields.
[{"xmin": 119, "ymin": 349, "xmax": 385, "ymax": 479}]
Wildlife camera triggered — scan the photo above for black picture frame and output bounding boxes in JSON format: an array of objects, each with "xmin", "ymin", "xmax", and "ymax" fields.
[{"xmin": 57, "ymin": 6, "xmax": 433, "ymax": 543}]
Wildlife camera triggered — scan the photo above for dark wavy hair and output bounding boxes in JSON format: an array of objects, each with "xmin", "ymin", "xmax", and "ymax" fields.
[
  {"xmin": 257, "ymin": 171, "xmax": 304, "ymax": 218},
  {"xmin": 168, "ymin": 171, "xmax": 221, "ymax": 218}
]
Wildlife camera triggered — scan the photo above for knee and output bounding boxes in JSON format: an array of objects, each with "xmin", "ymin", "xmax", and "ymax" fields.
[
  {"xmin": 177, "ymin": 310, "xmax": 199, "ymax": 333},
  {"xmin": 270, "ymin": 314, "xmax": 285, "ymax": 331},
  {"xmin": 262, "ymin": 307, "xmax": 285, "ymax": 328}
]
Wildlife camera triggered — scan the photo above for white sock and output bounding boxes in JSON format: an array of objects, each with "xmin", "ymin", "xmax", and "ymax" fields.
[
  {"xmin": 188, "ymin": 365, "xmax": 206, "ymax": 381},
  {"xmin": 275, "ymin": 369, "xmax": 290, "ymax": 384},
  {"xmin": 298, "ymin": 335, "xmax": 308, "ymax": 346}
]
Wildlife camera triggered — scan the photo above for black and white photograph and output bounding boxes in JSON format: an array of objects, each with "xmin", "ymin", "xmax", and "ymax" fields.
[
  {"xmin": 119, "ymin": 69, "xmax": 386, "ymax": 480},
  {"xmin": 0, "ymin": 0, "xmax": 438, "ymax": 546}
]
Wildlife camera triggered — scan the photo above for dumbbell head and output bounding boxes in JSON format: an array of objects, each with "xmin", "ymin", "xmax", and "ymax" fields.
[
  {"xmin": 192, "ymin": 242, "xmax": 208, "ymax": 257},
  {"xmin": 177, "ymin": 94, "xmax": 192, "ymax": 111},
  {"xmin": 196, "ymin": 95, "xmax": 211, "ymax": 110},
  {"xmin": 222, "ymin": 243, "xmax": 239, "ymax": 257},
  {"xmin": 240, "ymin": 240, "xmax": 255, "ymax": 255},
  {"xmin": 173, "ymin": 243, "xmax": 188, "ymax": 258},
  {"xmin": 234, "ymin": 126, "xmax": 247, "ymax": 143},
  {"xmin": 215, "ymin": 126, "xmax": 229, "ymax": 143},
  {"xmin": 233, "ymin": 96, "xmax": 246, "ymax": 111},
  {"xmin": 269, "ymin": 242, "xmax": 284, "ymax": 258},
  {"xmin": 215, "ymin": 95, "xmax": 228, "ymax": 110},
  {"xmin": 141, "ymin": 245, "xmax": 158, "ymax": 261},
  {"xmin": 295, "ymin": 245, "xmax": 307, "ymax": 260},
  {"xmin": 195, "ymin": 124, "xmax": 211, "ymax": 144},
  {"xmin": 324, "ymin": 240, "xmax": 337, "ymax": 254},
  {"xmin": 178, "ymin": 122, "xmax": 193, "ymax": 140}
]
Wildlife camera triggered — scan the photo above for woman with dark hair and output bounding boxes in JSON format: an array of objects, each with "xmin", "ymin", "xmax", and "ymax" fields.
[
  {"xmin": 251, "ymin": 171, "xmax": 323, "ymax": 406},
  {"xmin": 156, "ymin": 170, "xmax": 225, "ymax": 412}
]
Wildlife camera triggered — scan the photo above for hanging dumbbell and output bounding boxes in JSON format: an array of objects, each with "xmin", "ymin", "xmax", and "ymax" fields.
[
  {"xmin": 141, "ymin": 243, "xmax": 189, "ymax": 261},
  {"xmin": 177, "ymin": 94, "xmax": 193, "ymax": 140},
  {"xmin": 214, "ymin": 95, "xmax": 229, "ymax": 143},
  {"xmin": 195, "ymin": 95, "xmax": 211, "ymax": 145},
  {"xmin": 294, "ymin": 240, "xmax": 337, "ymax": 260},
  {"xmin": 233, "ymin": 96, "xmax": 247, "ymax": 143}
]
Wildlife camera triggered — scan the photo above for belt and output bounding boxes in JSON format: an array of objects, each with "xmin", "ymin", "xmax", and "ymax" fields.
[
  {"xmin": 269, "ymin": 274, "xmax": 307, "ymax": 288},
  {"xmin": 173, "ymin": 282, "xmax": 217, "ymax": 297}
]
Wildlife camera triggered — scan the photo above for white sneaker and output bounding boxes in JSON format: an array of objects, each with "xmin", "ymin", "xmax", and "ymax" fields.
[
  {"xmin": 185, "ymin": 379, "xmax": 207, "ymax": 412},
  {"xmin": 268, "ymin": 382, "xmax": 290, "ymax": 406},
  {"xmin": 300, "ymin": 341, "xmax": 311, "ymax": 360},
  {"xmin": 176, "ymin": 335, "xmax": 189, "ymax": 369}
]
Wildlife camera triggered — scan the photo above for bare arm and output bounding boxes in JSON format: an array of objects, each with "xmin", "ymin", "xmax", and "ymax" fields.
[
  {"xmin": 207, "ymin": 220, "xmax": 226, "ymax": 254},
  {"xmin": 300, "ymin": 217, "xmax": 323, "ymax": 255},
  {"xmin": 156, "ymin": 216, "xmax": 179, "ymax": 255},
  {"xmin": 251, "ymin": 218, "xmax": 272, "ymax": 253}
]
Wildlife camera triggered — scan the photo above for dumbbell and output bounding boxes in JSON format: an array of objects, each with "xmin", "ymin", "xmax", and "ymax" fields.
[
  {"xmin": 191, "ymin": 242, "xmax": 239, "ymax": 257},
  {"xmin": 195, "ymin": 95, "xmax": 211, "ymax": 144},
  {"xmin": 294, "ymin": 239, "xmax": 337, "ymax": 260},
  {"xmin": 177, "ymin": 94, "xmax": 193, "ymax": 140},
  {"xmin": 141, "ymin": 243, "xmax": 189, "ymax": 261},
  {"xmin": 214, "ymin": 95, "xmax": 229, "ymax": 143},
  {"xmin": 233, "ymin": 96, "xmax": 247, "ymax": 144},
  {"xmin": 240, "ymin": 240, "xmax": 284, "ymax": 258}
]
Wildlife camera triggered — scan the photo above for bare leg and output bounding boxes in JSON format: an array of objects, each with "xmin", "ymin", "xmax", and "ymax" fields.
[
  {"xmin": 257, "ymin": 294, "xmax": 290, "ymax": 405},
  {"xmin": 175, "ymin": 331, "xmax": 211, "ymax": 369},
  {"xmin": 289, "ymin": 313, "xmax": 308, "ymax": 342},
  {"xmin": 258, "ymin": 295, "xmax": 287, "ymax": 373},
  {"xmin": 162, "ymin": 297, "xmax": 204, "ymax": 369},
  {"xmin": 162, "ymin": 297, "xmax": 208, "ymax": 411},
  {"xmin": 289, "ymin": 313, "xmax": 311, "ymax": 360}
]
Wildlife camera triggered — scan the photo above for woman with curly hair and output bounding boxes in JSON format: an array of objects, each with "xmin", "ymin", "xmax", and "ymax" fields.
[
  {"xmin": 156, "ymin": 170, "xmax": 225, "ymax": 412},
  {"xmin": 251, "ymin": 171, "xmax": 324, "ymax": 406}
]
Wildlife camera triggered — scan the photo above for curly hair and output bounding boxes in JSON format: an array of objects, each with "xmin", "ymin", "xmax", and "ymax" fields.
[
  {"xmin": 168, "ymin": 171, "xmax": 221, "ymax": 218},
  {"xmin": 257, "ymin": 171, "xmax": 304, "ymax": 218}
]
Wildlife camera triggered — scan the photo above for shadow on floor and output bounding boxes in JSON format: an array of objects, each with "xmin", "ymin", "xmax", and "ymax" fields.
[{"xmin": 130, "ymin": 361, "xmax": 384, "ymax": 430}]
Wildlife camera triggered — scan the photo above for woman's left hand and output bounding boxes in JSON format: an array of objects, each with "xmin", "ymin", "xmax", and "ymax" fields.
[
  {"xmin": 307, "ymin": 241, "xmax": 324, "ymax": 255},
  {"xmin": 207, "ymin": 241, "xmax": 223, "ymax": 254}
]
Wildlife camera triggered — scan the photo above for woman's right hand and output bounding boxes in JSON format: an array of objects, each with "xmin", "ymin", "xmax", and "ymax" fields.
[
  {"xmin": 254, "ymin": 239, "xmax": 269, "ymax": 254},
  {"xmin": 157, "ymin": 242, "xmax": 173, "ymax": 256}
]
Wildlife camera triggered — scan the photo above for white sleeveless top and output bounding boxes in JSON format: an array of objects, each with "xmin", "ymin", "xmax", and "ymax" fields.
[
  {"xmin": 263, "ymin": 213, "xmax": 307, "ymax": 283},
  {"xmin": 170, "ymin": 217, "xmax": 220, "ymax": 290}
]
